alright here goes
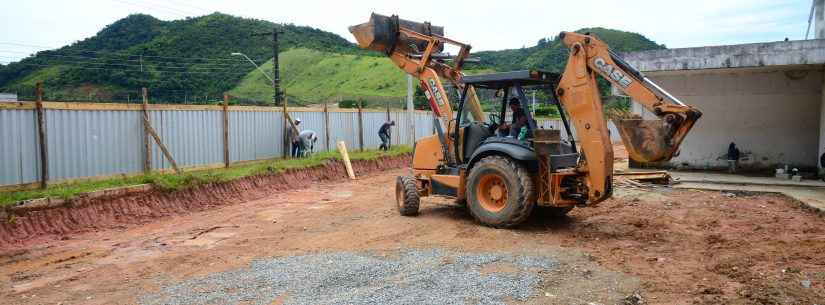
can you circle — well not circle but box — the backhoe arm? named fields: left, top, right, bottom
left=556, top=31, right=701, bottom=203
left=350, top=14, right=487, bottom=165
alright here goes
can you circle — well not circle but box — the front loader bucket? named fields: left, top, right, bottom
left=613, top=119, right=679, bottom=163
left=349, top=13, right=444, bottom=54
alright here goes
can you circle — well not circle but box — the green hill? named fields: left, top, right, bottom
left=0, top=12, right=664, bottom=105
left=230, top=48, right=407, bottom=105
left=0, top=13, right=365, bottom=101
left=475, top=27, right=665, bottom=71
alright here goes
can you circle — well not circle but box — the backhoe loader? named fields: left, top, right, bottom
left=350, top=14, right=701, bottom=228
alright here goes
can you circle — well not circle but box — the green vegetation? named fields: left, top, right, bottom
left=0, top=13, right=368, bottom=101
left=0, top=146, right=411, bottom=207
left=229, top=48, right=407, bottom=105
left=0, top=11, right=662, bottom=109
left=475, top=27, right=664, bottom=72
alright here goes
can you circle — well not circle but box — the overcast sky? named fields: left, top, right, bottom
left=0, top=0, right=814, bottom=62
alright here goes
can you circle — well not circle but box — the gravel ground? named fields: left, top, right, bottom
left=140, top=249, right=559, bottom=305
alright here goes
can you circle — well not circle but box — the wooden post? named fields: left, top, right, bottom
left=35, top=83, right=49, bottom=189
left=386, top=100, right=391, bottom=149
left=357, top=100, right=364, bottom=152
left=337, top=141, right=356, bottom=180
left=323, top=102, right=330, bottom=151
left=222, top=93, right=230, bottom=168
left=141, top=88, right=180, bottom=173
left=141, top=87, right=152, bottom=173
left=282, top=93, right=289, bottom=158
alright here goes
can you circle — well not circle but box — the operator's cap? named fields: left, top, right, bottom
left=295, top=118, right=301, bottom=123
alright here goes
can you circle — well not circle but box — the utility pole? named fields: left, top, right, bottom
left=254, top=27, right=284, bottom=105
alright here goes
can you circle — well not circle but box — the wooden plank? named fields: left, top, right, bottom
left=142, top=116, right=180, bottom=173
left=35, top=83, right=49, bottom=189
left=142, top=88, right=152, bottom=173
left=0, top=102, right=36, bottom=110
left=357, top=100, right=364, bottom=152
left=323, top=102, right=330, bottom=151
left=283, top=95, right=289, bottom=158
left=10, top=101, right=431, bottom=114
left=337, top=141, right=356, bottom=180
left=223, top=94, right=230, bottom=168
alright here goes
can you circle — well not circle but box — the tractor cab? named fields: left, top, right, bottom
left=454, top=70, right=578, bottom=170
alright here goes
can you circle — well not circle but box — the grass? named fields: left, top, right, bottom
left=0, top=146, right=411, bottom=207
left=230, top=48, right=408, bottom=105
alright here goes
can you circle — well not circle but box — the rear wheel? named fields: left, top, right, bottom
left=466, top=156, right=535, bottom=228
left=395, top=176, right=420, bottom=216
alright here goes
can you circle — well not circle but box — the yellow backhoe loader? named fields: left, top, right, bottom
left=350, top=14, right=701, bottom=227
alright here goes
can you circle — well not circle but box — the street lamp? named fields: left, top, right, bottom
left=231, top=52, right=274, bottom=83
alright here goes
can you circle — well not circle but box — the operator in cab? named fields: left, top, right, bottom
left=499, top=97, right=529, bottom=140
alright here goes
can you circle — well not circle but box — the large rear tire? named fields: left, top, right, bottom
left=466, top=156, right=535, bottom=228
left=396, top=176, right=420, bottom=216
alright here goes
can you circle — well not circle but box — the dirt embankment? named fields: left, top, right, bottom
left=0, top=155, right=410, bottom=248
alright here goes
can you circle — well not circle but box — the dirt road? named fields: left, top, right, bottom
left=1, top=168, right=822, bottom=304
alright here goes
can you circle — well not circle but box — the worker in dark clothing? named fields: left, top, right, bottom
left=727, top=142, right=740, bottom=173
left=500, top=98, right=529, bottom=139
left=378, top=120, right=395, bottom=151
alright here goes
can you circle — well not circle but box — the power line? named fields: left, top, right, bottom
left=0, top=61, right=252, bottom=75
left=0, top=52, right=251, bottom=68
left=0, top=42, right=268, bottom=62
left=0, top=56, right=246, bottom=72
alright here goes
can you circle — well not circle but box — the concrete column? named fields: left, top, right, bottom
left=817, top=0, right=825, bottom=39
left=819, top=71, right=825, bottom=172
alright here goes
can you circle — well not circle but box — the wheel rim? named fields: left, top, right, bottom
left=476, top=173, right=508, bottom=212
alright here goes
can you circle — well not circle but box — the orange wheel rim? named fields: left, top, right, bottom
left=476, top=173, right=508, bottom=212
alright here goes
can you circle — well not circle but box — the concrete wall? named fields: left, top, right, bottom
left=634, top=67, right=823, bottom=170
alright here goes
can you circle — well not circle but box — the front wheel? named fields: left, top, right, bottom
left=395, top=176, right=420, bottom=216
left=466, top=156, right=535, bottom=228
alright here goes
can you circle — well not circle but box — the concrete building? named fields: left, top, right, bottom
left=622, top=2, right=825, bottom=172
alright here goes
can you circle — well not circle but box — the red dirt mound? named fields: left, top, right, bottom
left=0, top=155, right=410, bottom=248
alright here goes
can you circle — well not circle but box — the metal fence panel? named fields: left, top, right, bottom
left=229, top=111, right=281, bottom=162
left=0, top=109, right=40, bottom=186
left=46, top=109, right=143, bottom=180
left=149, top=110, right=223, bottom=170
left=327, top=112, right=359, bottom=151
left=362, top=112, right=388, bottom=149
left=1, top=107, right=438, bottom=188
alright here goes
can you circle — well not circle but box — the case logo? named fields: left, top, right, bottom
left=594, top=57, right=633, bottom=88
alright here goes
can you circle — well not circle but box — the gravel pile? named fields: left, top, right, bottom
left=140, top=249, right=559, bottom=305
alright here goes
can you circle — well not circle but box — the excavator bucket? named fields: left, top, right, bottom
left=349, top=13, right=444, bottom=54
left=613, top=119, right=680, bottom=163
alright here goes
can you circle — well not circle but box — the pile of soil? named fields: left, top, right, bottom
left=0, top=155, right=410, bottom=248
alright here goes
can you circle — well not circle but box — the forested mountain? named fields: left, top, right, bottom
left=474, top=27, right=665, bottom=71
left=0, top=13, right=664, bottom=104
left=0, top=13, right=363, bottom=101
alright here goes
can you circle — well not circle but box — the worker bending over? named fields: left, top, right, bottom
left=378, top=120, right=395, bottom=151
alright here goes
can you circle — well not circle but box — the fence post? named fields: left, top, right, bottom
left=141, top=87, right=152, bottom=173
left=357, top=100, right=364, bottom=152
left=323, top=101, right=330, bottom=151
left=223, top=93, right=230, bottom=168
left=35, top=83, right=49, bottom=189
left=282, top=94, right=289, bottom=158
